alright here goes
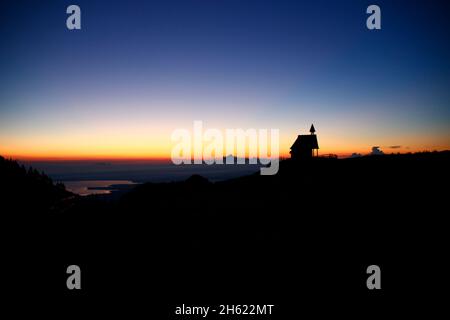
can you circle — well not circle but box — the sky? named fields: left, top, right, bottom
left=1, top=0, right=449, bottom=159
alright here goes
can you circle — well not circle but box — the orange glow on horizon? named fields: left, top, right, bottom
left=3, top=146, right=449, bottom=162
left=2, top=123, right=449, bottom=161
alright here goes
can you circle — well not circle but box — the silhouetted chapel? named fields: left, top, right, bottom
left=290, top=124, right=319, bottom=159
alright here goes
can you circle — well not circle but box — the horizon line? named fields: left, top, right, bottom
left=3, top=149, right=449, bottom=162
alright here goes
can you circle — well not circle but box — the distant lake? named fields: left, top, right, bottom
left=20, top=160, right=262, bottom=193
left=63, top=180, right=137, bottom=196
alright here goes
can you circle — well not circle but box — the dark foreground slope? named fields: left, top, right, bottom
left=0, top=156, right=73, bottom=213
left=3, top=152, right=449, bottom=316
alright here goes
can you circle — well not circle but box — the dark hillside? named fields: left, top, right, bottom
left=0, top=156, right=73, bottom=214
left=3, top=152, right=449, bottom=315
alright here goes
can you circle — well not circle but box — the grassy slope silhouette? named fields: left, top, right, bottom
left=2, top=152, right=449, bottom=314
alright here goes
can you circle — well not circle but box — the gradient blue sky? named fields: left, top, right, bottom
left=1, top=0, right=449, bottom=158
